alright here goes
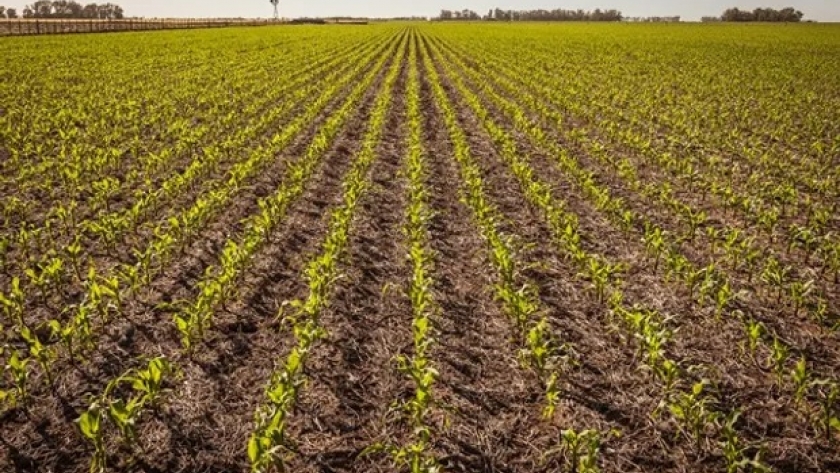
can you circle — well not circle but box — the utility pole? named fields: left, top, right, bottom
left=270, top=0, right=279, bottom=20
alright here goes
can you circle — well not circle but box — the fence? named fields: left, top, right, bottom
left=0, top=18, right=277, bottom=36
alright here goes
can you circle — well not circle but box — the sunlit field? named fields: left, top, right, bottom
left=1, top=22, right=839, bottom=473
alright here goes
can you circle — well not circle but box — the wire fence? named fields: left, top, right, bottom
left=0, top=18, right=278, bottom=36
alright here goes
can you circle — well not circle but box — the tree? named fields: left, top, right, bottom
left=437, top=5, right=624, bottom=22
left=32, top=0, right=53, bottom=17
left=719, top=6, right=804, bottom=22
left=52, top=1, right=84, bottom=18
left=20, top=1, right=125, bottom=19
left=95, top=3, right=123, bottom=19
left=6, top=7, right=16, bottom=17
left=81, top=3, right=97, bottom=17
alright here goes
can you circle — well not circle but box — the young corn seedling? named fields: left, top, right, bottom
left=364, top=440, right=441, bottom=473
left=49, top=318, right=78, bottom=360
left=723, top=229, right=742, bottom=270
left=743, top=318, right=764, bottom=359
left=53, top=201, right=78, bottom=236
left=656, top=358, right=680, bottom=396
left=760, top=258, right=790, bottom=304
left=85, top=266, right=120, bottom=322
left=5, top=349, right=29, bottom=407
left=118, top=264, right=143, bottom=298
left=127, top=357, right=173, bottom=405
left=548, top=429, right=602, bottom=473
left=789, top=225, right=817, bottom=260
left=395, top=352, right=438, bottom=426
left=17, top=226, right=34, bottom=264
left=0, top=237, right=9, bottom=275
left=706, top=226, right=722, bottom=255
left=25, top=256, right=65, bottom=303
left=665, top=380, right=719, bottom=449
left=769, top=337, right=789, bottom=387
left=684, top=208, right=708, bottom=242
left=173, top=307, right=201, bottom=353
left=788, top=280, right=813, bottom=317
left=580, top=258, right=622, bottom=304
left=743, top=247, right=764, bottom=283
left=698, top=264, right=720, bottom=306
left=106, top=396, right=144, bottom=444
left=248, top=404, right=289, bottom=473
left=543, top=372, right=562, bottom=419
left=715, top=280, right=734, bottom=320
left=73, top=303, right=96, bottom=353
left=665, top=252, right=690, bottom=284
left=521, top=318, right=556, bottom=376
left=811, top=379, right=840, bottom=439
left=757, top=209, right=779, bottom=241
left=20, top=325, right=55, bottom=386
left=78, top=403, right=106, bottom=473
left=65, top=236, right=85, bottom=282
left=791, top=357, right=811, bottom=407
left=0, top=277, right=26, bottom=327
left=133, top=248, right=154, bottom=286
left=720, top=411, right=773, bottom=473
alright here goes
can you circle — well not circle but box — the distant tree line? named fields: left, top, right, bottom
left=437, top=7, right=623, bottom=22
left=0, top=5, right=18, bottom=17
left=9, top=1, right=126, bottom=19
left=286, top=16, right=426, bottom=23
left=625, top=16, right=681, bottom=23
left=702, top=7, right=804, bottom=22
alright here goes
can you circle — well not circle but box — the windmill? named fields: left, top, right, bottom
left=270, top=0, right=279, bottom=20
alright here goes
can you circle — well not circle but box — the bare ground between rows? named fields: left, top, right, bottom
left=493, top=64, right=840, bottom=379
left=412, top=48, right=553, bottom=473
left=0, top=52, right=295, bottom=217
left=0, top=45, right=395, bottom=473
left=430, top=36, right=840, bottom=472
left=432, top=38, right=840, bottom=309
left=0, top=103, right=215, bottom=242
left=0, top=37, right=394, bottom=333
left=284, top=49, right=410, bottom=473
left=424, top=40, right=712, bottom=473
left=466, top=43, right=834, bottom=217
left=476, top=42, right=840, bottom=341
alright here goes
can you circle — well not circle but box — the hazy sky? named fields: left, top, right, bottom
left=7, top=1, right=840, bottom=21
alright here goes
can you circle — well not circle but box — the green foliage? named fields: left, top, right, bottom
left=248, top=31, right=407, bottom=473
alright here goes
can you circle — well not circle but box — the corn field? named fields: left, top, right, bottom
left=1, top=22, right=839, bottom=473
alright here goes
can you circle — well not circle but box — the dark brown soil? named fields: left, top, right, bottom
left=421, top=31, right=840, bottom=473
left=284, top=38, right=411, bottom=473
left=2, top=26, right=838, bottom=473
left=0, top=31, right=404, bottom=473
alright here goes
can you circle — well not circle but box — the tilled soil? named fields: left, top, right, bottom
left=2, top=26, right=839, bottom=473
